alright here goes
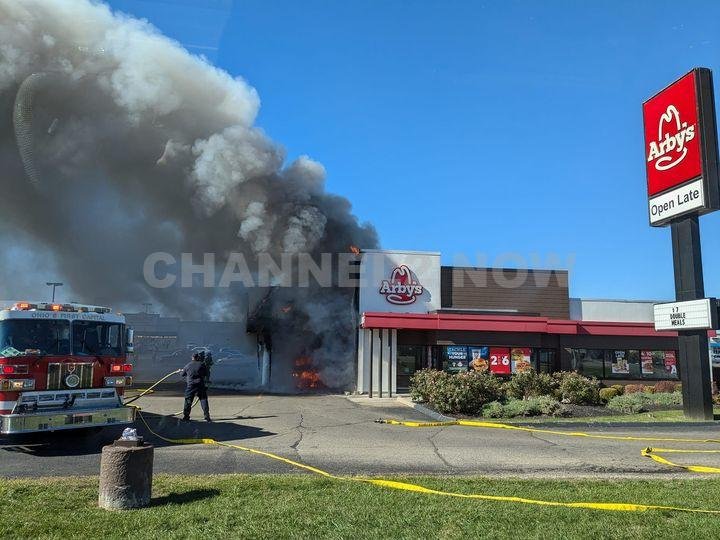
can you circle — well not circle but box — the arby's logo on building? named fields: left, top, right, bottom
left=643, top=70, right=703, bottom=197
left=379, top=265, right=424, bottom=305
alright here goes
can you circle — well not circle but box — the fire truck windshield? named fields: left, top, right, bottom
left=0, top=319, right=71, bottom=356
left=72, top=321, right=122, bottom=356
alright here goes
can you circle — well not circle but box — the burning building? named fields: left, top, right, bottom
left=0, top=0, right=378, bottom=392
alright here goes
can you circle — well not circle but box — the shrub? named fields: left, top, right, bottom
left=607, top=391, right=682, bottom=414
left=482, top=401, right=505, bottom=418
left=651, top=391, right=683, bottom=407
left=482, top=396, right=563, bottom=418
left=553, top=371, right=601, bottom=405
left=624, top=384, right=645, bottom=394
left=654, top=381, right=677, bottom=393
left=503, top=370, right=558, bottom=400
left=606, top=393, right=648, bottom=414
left=409, top=369, right=446, bottom=403
left=409, top=369, right=503, bottom=415
left=610, top=384, right=625, bottom=395
left=643, top=385, right=656, bottom=394
left=599, top=387, right=620, bottom=403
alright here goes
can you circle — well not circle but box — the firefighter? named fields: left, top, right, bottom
left=181, top=352, right=211, bottom=422
left=203, top=351, right=213, bottom=384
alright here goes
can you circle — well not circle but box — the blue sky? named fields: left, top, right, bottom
left=107, top=0, right=720, bottom=301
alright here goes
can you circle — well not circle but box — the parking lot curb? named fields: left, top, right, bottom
left=395, top=397, right=456, bottom=422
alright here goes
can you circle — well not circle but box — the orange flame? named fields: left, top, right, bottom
left=281, top=305, right=292, bottom=313
left=293, top=356, right=323, bottom=390
left=349, top=245, right=360, bottom=254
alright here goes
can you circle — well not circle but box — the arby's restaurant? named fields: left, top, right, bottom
left=354, top=249, right=713, bottom=396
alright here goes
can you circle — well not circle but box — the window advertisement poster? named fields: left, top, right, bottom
left=712, top=340, right=720, bottom=367
left=510, top=347, right=532, bottom=373
left=641, top=350, right=655, bottom=374
left=469, top=346, right=489, bottom=372
left=489, top=347, right=511, bottom=375
left=446, top=346, right=468, bottom=373
left=612, top=350, right=630, bottom=374
left=664, top=350, right=678, bottom=375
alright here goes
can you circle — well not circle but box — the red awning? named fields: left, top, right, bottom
left=361, top=312, right=679, bottom=338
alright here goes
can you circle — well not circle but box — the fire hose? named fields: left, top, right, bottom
left=122, top=369, right=182, bottom=406
left=125, top=369, right=720, bottom=515
left=375, top=419, right=720, bottom=474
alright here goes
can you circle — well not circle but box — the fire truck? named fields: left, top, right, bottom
left=0, top=301, right=136, bottom=435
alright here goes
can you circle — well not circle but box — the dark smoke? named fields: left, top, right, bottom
left=0, top=0, right=378, bottom=388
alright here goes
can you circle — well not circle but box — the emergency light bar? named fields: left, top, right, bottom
left=8, top=302, right=112, bottom=314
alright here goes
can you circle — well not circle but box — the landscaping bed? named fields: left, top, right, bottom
left=409, top=368, right=698, bottom=421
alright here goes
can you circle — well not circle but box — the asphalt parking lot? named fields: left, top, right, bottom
left=2, top=389, right=720, bottom=479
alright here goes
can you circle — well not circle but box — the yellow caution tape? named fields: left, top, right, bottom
left=379, top=418, right=720, bottom=476
left=125, top=370, right=720, bottom=514
left=132, top=408, right=720, bottom=515
left=378, top=418, right=720, bottom=444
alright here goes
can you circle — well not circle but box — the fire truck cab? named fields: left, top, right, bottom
left=0, top=301, right=136, bottom=435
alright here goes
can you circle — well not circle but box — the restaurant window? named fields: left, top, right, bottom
left=606, top=350, right=641, bottom=379
left=397, top=345, right=425, bottom=390
left=567, top=348, right=605, bottom=378
left=537, top=349, right=555, bottom=374
left=640, top=350, right=678, bottom=380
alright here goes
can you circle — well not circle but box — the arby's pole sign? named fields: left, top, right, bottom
left=643, top=68, right=720, bottom=226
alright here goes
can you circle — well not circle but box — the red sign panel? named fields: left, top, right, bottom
left=643, top=71, right=703, bottom=197
left=489, top=347, right=511, bottom=375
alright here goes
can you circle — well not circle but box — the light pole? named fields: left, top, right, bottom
left=46, top=282, right=63, bottom=303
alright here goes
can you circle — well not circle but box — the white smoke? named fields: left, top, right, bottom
left=0, top=0, right=378, bottom=389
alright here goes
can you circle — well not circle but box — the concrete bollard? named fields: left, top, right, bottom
left=98, top=437, right=154, bottom=510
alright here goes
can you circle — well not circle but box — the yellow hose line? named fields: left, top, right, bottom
left=133, top=409, right=720, bottom=515
left=379, top=419, right=720, bottom=444
left=380, top=418, right=720, bottom=476
left=641, top=448, right=720, bottom=474
left=122, top=369, right=182, bottom=405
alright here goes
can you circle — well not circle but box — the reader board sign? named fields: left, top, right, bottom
left=643, top=68, right=720, bottom=226
left=653, top=298, right=718, bottom=331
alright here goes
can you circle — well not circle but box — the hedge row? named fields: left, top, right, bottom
left=409, top=369, right=601, bottom=415
left=409, top=369, right=683, bottom=416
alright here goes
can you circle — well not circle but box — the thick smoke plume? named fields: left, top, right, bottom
left=0, top=0, right=378, bottom=389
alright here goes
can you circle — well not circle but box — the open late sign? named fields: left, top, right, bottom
left=643, top=68, right=720, bottom=226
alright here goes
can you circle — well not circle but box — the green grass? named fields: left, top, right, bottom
left=487, top=408, right=720, bottom=424
left=4, top=474, right=720, bottom=539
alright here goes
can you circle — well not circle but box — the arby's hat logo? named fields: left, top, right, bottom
left=642, top=70, right=704, bottom=198
left=646, top=104, right=695, bottom=171
left=379, top=265, right=424, bottom=305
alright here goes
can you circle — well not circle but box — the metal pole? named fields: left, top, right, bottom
left=671, top=216, right=713, bottom=420
left=378, top=330, right=383, bottom=398
left=368, top=330, right=373, bottom=399
left=46, top=282, right=62, bottom=302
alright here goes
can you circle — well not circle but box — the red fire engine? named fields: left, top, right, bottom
left=0, top=301, right=136, bottom=434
